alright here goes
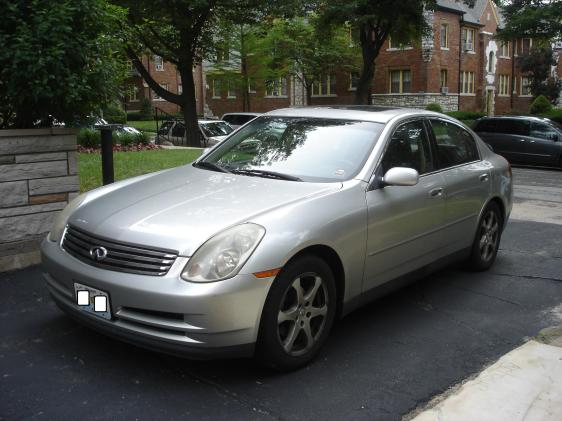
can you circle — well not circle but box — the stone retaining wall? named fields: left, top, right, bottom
left=0, top=128, right=79, bottom=271
left=371, top=93, right=459, bottom=112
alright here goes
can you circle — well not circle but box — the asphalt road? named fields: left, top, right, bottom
left=1, top=168, right=561, bottom=421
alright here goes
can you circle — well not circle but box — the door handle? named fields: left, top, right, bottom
left=519, top=139, right=526, bottom=142
left=429, top=187, right=444, bottom=198
left=479, top=173, right=489, bottom=182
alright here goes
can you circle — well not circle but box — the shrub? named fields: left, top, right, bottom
left=77, top=128, right=101, bottom=148
left=139, top=98, right=153, bottom=120
left=445, top=111, right=486, bottom=121
left=530, top=95, right=553, bottom=115
left=426, top=103, right=443, bottom=113
left=136, top=131, right=151, bottom=144
left=541, top=108, right=562, bottom=124
left=103, top=103, right=127, bottom=124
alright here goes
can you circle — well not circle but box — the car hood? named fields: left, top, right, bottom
left=70, top=165, right=341, bottom=256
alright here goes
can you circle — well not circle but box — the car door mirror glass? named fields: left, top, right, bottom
left=383, top=167, right=419, bottom=187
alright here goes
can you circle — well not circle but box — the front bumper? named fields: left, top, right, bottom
left=41, top=238, right=274, bottom=359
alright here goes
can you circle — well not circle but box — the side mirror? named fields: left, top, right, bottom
left=550, top=134, right=559, bottom=142
left=383, top=167, right=419, bottom=187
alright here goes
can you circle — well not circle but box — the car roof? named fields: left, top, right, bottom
left=477, top=115, right=550, bottom=123
left=265, top=106, right=443, bottom=124
left=198, top=119, right=228, bottom=124
left=222, top=112, right=262, bottom=116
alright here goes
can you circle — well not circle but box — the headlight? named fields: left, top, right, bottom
left=181, top=223, right=266, bottom=282
left=47, top=193, right=87, bottom=242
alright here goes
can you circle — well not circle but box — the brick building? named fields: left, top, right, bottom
left=127, top=0, right=560, bottom=118
left=123, top=55, right=205, bottom=116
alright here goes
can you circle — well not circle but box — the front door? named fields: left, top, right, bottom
left=364, top=119, right=447, bottom=291
left=527, top=122, right=561, bottom=165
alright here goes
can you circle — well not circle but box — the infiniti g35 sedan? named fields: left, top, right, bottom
left=42, top=106, right=513, bottom=370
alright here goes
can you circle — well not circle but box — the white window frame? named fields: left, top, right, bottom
left=265, top=78, right=288, bottom=97
left=389, top=69, right=411, bottom=94
left=387, top=37, right=413, bottom=51
left=462, top=28, right=475, bottom=52
left=460, top=71, right=475, bottom=95
left=440, top=23, right=449, bottom=49
left=154, top=55, right=164, bottom=71
left=440, top=69, right=448, bottom=88
left=312, top=74, right=337, bottom=97
left=498, top=75, right=510, bottom=96
left=499, top=41, right=510, bottom=58
left=227, top=80, right=236, bottom=98
left=520, top=76, right=532, bottom=96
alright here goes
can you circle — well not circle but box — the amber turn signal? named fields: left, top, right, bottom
left=253, top=268, right=281, bottom=278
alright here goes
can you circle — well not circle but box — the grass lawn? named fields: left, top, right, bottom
left=127, top=120, right=159, bottom=133
left=78, top=149, right=202, bottom=192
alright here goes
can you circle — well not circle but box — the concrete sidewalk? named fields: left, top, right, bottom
left=410, top=326, right=562, bottom=421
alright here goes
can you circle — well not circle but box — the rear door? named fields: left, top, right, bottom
left=475, top=119, right=529, bottom=163
left=427, top=118, right=491, bottom=252
left=527, top=122, right=561, bottom=165
left=364, top=118, right=447, bottom=291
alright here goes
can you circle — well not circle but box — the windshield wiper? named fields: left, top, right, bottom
left=230, top=169, right=302, bottom=182
left=193, top=161, right=231, bottom=173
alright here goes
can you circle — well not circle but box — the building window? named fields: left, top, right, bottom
left=211, top=79, right=222, bottom=98
left=312, top=74, right=336, bottom=96
left=349, top=72, right=359, bottom=91
left=440, top=69, right=448, bottom=89
left=498, top=75, right=510, bottom=96
left=153, top=83, right=168, bottom=100
left=389, top=69, right=411, bottom=93
left=247, top=78, right=256, bottom=93
left=460, top=71, right=475, bottom=94
left=154, top=55, right=164, bottom=71
left=440, top=23, right=449, bottom=49
left=462, top=28, right=475, bottom=52
left=128, top=85, right=139, bottom=102
left=265, top=78, right=287, bottom=97
left=521, top=76, right=532, bottom=96
left=488, top=51, right=495, bottom=73
left=500, top=41, right=510, bottom=57
left=227, top=80, right=236, bottom=98
left=520, top=38, right=532, bottom=55
left=388, top=37, right=412, bottom=49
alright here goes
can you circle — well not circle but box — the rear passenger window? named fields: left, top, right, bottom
left=381, top=120, right=435, bottom=174
left=429, top=119, right=479, bottom=168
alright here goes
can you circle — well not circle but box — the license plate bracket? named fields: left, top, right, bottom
left=73, top=282, right=112, bottom=320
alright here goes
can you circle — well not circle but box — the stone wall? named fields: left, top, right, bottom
left=0, top=128, right=78, bottom=271
left=371, top=93, right=459, bottom=112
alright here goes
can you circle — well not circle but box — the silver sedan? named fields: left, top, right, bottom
left=41, top=106, right=513, bottom=370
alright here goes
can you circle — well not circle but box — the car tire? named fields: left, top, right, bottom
left=468, top=202, right=503, bottom=271
left=255, top=255, right=337, bottom=371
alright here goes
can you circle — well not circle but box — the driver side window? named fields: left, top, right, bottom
left=381, top=120, right=435, bottom=175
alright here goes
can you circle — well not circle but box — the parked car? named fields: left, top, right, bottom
left=42, top=106, right=513, bottom=370
left=156, top=119, right=234, bottom=146
left=221, top=112, right=262, bottom=129
left=473, top=116, right=562, bottom=167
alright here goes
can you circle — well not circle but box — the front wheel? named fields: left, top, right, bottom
left=468, top=202, right=503, bottom=271
left=256, top=255, right=337, bottom=371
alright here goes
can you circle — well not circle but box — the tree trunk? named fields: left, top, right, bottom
left=305, top=83, right=312, bottom=106
left=356, top=49, right=376, bottom=105
left=179, top=65, right=201, bottom=147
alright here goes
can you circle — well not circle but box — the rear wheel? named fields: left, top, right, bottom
left=468, top=202, right=502, bottom=271
left=256, top=255, right=336, bottom=371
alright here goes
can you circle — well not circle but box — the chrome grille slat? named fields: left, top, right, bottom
left=62, top=225, right=178, bottom=276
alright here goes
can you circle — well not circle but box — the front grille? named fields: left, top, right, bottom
left=62, top=225, right=178, bottom=276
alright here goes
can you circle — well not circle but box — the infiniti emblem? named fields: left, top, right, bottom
left=89, top=246, right=108, bottom=262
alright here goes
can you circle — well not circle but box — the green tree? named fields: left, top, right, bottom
left=519, top=46, right=561, bottom=103
left=0, top=0, right=127, bottom=129
left=498, top=0, right=562, bottom=41
left=259, top=15, right=360, bottom=105
left=116, top=0, right=301, bottom=146
left=320, top=0, right=436, bottom=104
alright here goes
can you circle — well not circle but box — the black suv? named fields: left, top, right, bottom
left=473, top=116, right=562, bottom=167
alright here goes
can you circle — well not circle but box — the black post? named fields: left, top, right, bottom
left=100, top=127, right=114, bottom=185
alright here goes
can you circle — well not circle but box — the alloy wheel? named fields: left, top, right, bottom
left=478, top=210, right=499, bottom=261
left=277, top=272, right=329, bottom=356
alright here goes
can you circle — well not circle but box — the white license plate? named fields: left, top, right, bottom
left=73, top=282, right=112, bottom=320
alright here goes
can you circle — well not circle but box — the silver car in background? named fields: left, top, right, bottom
left=42, top=106, right=513, bottom=370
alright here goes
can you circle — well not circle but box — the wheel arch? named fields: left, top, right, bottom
left=285, top=245, right=346, bottom=319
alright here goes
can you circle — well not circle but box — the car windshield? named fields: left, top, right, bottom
left=200, top=116, right=384, bottom=182
left=201, top=122, right=234, bottom=137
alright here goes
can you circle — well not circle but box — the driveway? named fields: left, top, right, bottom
left=1, top=167, right=561, bottom=420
